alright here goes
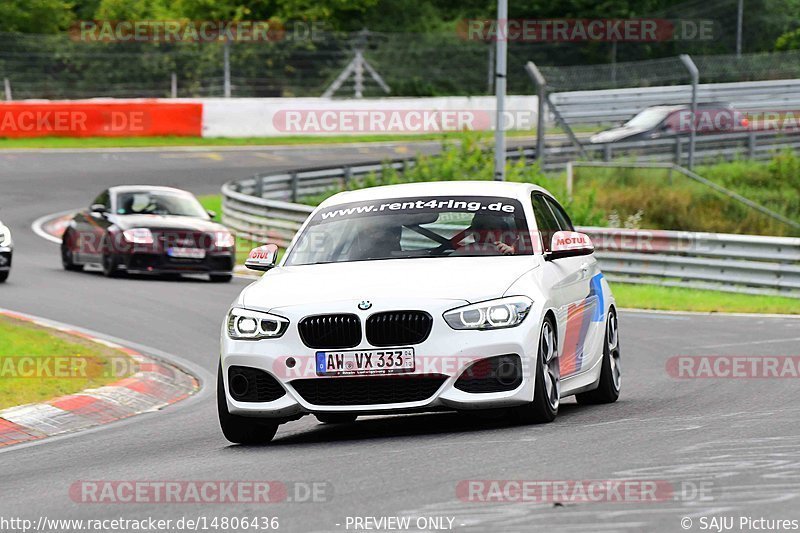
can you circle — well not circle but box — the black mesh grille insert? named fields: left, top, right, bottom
left=454, top=355, right=523, bottom=393
left=290, top=375, right=447, bottom=405
left=299, top=314, right=361, bottom=349
left=228, top=366, right=286, bottom=402
left=366, top=311, right=433, bottom=347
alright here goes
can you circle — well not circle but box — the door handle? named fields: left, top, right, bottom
left=579, top=262, right=590, bottom=273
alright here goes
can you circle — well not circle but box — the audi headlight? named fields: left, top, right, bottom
left=227, top=308, right=289, bottom=340
left=122, top=228, right=154, bottom=245
left=215, top=231, right=235, bottom=249
left=0, top=225, right=11, bottom=248
left=444, top=296, right=533, bottom=330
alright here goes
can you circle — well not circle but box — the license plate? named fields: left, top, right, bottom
left=316, top=348, right=415, bottom=376
left=167, top=247, right=206, bottom=259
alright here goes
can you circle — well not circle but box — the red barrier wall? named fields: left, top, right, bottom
left=0, top=101, right=202, bottom=138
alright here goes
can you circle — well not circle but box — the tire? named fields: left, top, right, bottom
left=315, top=414, right=357, bottom=424
left=512, top=315, right=560, bottom=424
left=576, top=308, right=621, bottom=405
left=0, top=270, right=8, bottom=283
left=61, top=231, right=82, bottom=272
left=217, top=364, right=279, bottom=445
left=101, top=236, right=123, bottom=278
left=209, top=274, right=233, bottom=283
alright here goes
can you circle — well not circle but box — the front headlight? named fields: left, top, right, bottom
left=227, top=308, right=289, bottom=340
left=122, top=228, right=154, bottom=244
left=214, top=231, right=235, bottom=249
left=0, top=225, right=11, bottom=248
left=444, top=296, right=533, bottom=330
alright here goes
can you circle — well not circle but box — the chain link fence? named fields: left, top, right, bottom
left=0, top=0, right=798, bottom=99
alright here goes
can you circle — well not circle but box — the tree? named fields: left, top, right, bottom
left=0, top=0, right=75, bottom=33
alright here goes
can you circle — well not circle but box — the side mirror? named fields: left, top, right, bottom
left=546, top=231, right=594, bottom=261
left=90, top=204, right=108, bottom=215
left=245, top=244, right=279, bottom=272
left=206, top=209, right=217, bottom=219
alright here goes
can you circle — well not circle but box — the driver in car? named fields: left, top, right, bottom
left=459, top=213, right=519, bottom=255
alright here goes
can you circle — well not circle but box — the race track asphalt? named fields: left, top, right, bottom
left=0, top=143, right=799, bottom=533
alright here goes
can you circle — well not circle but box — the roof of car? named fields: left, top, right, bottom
left=108, top=185, right=192, bottom=195
left=320, top=180, right=553, bottom=206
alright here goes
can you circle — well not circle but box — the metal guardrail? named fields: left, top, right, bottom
left=223, top=164, right=800, bottom=298
left=551, top=79, right=800, bottom=125
left=548, top=129, right=800, bottom=169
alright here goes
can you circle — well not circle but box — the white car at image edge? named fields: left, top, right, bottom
left=218, top=181, right=621, bottom=444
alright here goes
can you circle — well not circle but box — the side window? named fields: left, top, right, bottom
left=531, top=194, right=560, bottom=252
left=92, top=190, right=110, bottom=208
left=544, top=196, right=575, bottom=231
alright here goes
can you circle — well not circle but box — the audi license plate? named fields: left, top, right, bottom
left=167, top=247, right=206, bottom=259
left=316, top=348, right=415, bottom=376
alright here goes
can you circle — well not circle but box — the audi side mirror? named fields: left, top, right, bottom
left=546, top=231, right=594, bottom=261
left=90, top=204, right=108, bottom=215
left=245, top=244, right=279, bottom=271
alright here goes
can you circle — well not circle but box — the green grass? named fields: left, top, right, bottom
left=0, top=126, right=602, bottom=150
left=612, top=283, right=800, bottom=315
left=198, top=194, right=222, bottom=220
left=0, top=316, right=135, bottom=410
left=0, top=131, right=532, bottom=150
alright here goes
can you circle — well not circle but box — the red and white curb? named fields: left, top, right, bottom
left=0, top=309, right=199, bottom=448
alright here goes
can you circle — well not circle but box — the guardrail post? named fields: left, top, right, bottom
left=566, top=161, right=574, bottom=199
left=343, top=166, right=352, bottom=188
left=748, top=131, right=756, bottom=160
left=603, top=144, right=612, bottom=162
left=675, top=137, right=682, bottom=165
left=679, top=54, right=699, bottom=170
left=290, top=172, right=299, bottom=202
left=254, top=174, right=263, bottom=198
left=525, top=61, right=547, bottom=167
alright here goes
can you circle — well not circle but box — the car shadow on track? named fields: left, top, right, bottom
left=224, top=402, right=585, bottom=449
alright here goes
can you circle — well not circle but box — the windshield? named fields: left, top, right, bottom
left=624, top=108, right=672, bottom=129
left=115, top=191, right=208, bottom=218
left=284, top=195, right=532, bottom=266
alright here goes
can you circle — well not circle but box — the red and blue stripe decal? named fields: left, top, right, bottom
left=560, top=273, right=605, bottom=376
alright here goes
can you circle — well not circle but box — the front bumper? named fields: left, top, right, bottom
left=119, top=251, right=234, bottom=275
left=220, top=299, right=544, bottom=418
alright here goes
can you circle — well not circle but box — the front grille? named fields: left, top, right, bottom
left=366, top=311, right=433, bottom=347
left=454, top=355, right=523, bottom=393
left=290, top=375, right=447, bottom=405
left=227, top=366, right=286, bottom=402
left=298, top=314, right=361, bottom=349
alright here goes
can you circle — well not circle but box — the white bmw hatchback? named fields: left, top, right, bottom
left=219, top=181, right=620, bottom=444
